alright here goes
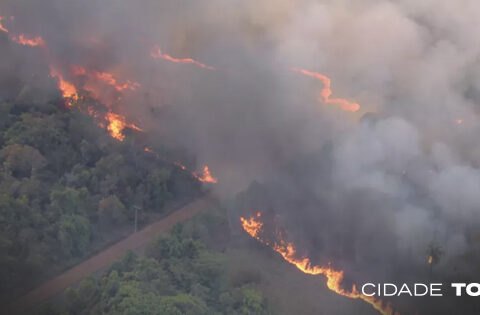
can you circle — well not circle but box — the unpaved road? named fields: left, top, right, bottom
left=8, top=195, right=216, bottom=314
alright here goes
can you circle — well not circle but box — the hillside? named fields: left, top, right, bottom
left=36, top=207, right=270, bottom=315
left=0, top=87, right=202, bottom=303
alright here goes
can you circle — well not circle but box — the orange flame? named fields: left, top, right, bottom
left=240, top=212, right=263, bottom=238
left=105, top=112, right=143, bottom=141
left=175, top=162, right=217, bottom=183
left=0, top=17, right=44, bottom=46
left=193, top=166, right=218, bottom=183
left=94, top=71, right=140, bottom=91
left=72, top=66, right=140, bottom=92
left=240, top=213, right=398, bottom=315
left=10, top=33, right=45, bottom=47
left=4, top=27, right=76, bottom=104
left=292, top=67, right=360, bottom=112
left=67, top=65, right=144, bottom=140
left=0, top=16, right=8, bottom=33
left=2, top=24, right=144, bottom=143
left=174, top=161, right=188, bottom=171
left=428, top=256, right=433, bottom=264
left=0, top=16, right=44, bottom=46
left=49, top=67, right=78, bottom=104
left=151, top=45, right=215, bottom=70
left=52, top=66, right=143, bottom=139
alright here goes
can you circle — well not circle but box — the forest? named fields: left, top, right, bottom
left=5, top=0, right=480, bottom=313
left=36, top=208, right=269, bottom=315
left=0, top=89, right=202, bottom=303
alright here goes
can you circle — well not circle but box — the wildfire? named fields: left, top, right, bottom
left=193, top=166, right=218, bottom=183
left=151, top=45, right=215, bottom=70
left=63, top=65, right=144, bottom=140
left=93, top=71, right=140, bottom=91
left=240, top=213, right=398, bottom=315
left=10, top=33, right=45, bottom=47
left=175, top=162, right=218, bottom=184
left=428, top=256, right=433, bottom=264
left=72, top=66, right=140, bottom=92
left=148, top=155, right=219, bottom=185
left=2, top=21, right=75, bottom=104
left=2, top=20, right=144, bottom=143
left=0, top=17, right=44, bottom=47
left=49, top=67, right=78, bottom=104
left=174, top=161, right=188, bottom=171
left=240, top=212, right=263, bottom=238
left=0, top=16, right=8, bottom=33
left=51, top=66, right=143, bottom=139
left=292, top=67, right=360, bottom=112
left=105, top=112, right=143, bottom=141
left=456, top=119, right=463, bottom=125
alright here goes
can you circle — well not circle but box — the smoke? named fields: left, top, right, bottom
left=2, top=0, right=480, bottom=313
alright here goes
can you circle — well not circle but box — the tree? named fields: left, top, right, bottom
left=50, top=187, right=91, bottom=217
left=0, top=85, right=201, bottom=304
left=57, top=214, right=92, bottom=257
left=158, top=294, right=209, bottom=315
left=4, top=113, right=76, bottom=173
left=98, top=195, right=128, bottom=225
left=146, top=168, right=171, bottom=209
left=0, top=144, right=46, bottom=177
left=240, top=288, right=266, bottom=315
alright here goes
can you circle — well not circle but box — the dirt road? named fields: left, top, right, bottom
left=8, top=194, right=216, bottom=314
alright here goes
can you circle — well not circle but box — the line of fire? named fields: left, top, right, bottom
left=0, top=3, right=477, bottom=315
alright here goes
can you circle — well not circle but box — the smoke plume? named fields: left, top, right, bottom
left=2, top=0, right=480, bottom=313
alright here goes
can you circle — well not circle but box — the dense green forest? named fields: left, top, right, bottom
left=0, top=89, right=202, bottom=302
left=37, top=209, right=269, bottom=315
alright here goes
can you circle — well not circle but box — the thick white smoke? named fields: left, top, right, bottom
left=2, top=0, right=480, bottom=313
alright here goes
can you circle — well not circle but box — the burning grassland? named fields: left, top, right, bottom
left=151, top=45, right=216, bottom=71
left=240, top=212, right=398, bottom=315
left=2, top=1, right=480, bottom=313
left=292, top=67, right=360, bottom=113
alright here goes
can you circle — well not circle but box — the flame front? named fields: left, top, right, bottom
left=240, top=213, right=398, bottom=315
left=151, top=45, right=215, bottom=70
left=10, top=33, right=45, bottom=47
left=0, top=16, right=8, bottom=33
left=0, top=16, right=45, bottom=47
left=174, top=161, right=188, bottom=171
left=239, top=212, right=263, bottom=238
left=49, top=67, right=78, bottom=104
left=92, top=70, right=140, bottom=92
left=3, top=15, right=217, bottom=185
left=71, top=65, right=140, bottom=93
left=174, top=162, right=218, bottom=184
left=193, top=166, right=218, bottom=183
left=292, top=67, right=360, bottom=112
left=51, top=64, right=143, bottom=140
left=105, top=112, right=143, bottom=141
left=428, top=256, right=433, bottom=264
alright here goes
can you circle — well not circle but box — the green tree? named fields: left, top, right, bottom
left=50, top=187, right=91, bottom=216
left=0, top=144, right=47, bottom=177
left=98, top=195, right=128, bottom=225
left=57, top=214, right=92, bottom=257
left=241, top=288, right=266, bottom=315
left=146, top=168, right=171, bottom=209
